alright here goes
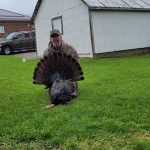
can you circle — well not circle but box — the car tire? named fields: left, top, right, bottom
left=2, top=46, right=12, bottom=55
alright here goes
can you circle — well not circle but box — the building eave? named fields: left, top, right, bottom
left=0, top=18, right=30, bottom=22
left=90, top=7, right=150, bottom=12
left=30, top=0, right=42, bottom=24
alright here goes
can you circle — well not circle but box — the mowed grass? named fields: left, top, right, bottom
left=0, top=55, right=150, bottom=149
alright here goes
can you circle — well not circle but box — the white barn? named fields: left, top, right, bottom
left=31, top=0, right=150, bottom=57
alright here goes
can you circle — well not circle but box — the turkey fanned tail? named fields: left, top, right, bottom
left=33, top=52, right=84, bottom=87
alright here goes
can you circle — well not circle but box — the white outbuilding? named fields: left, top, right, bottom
left=31, top=0, right=150, bottom=57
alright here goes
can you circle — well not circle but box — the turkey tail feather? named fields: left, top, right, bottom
left=33, top=52, right=84, bottom=86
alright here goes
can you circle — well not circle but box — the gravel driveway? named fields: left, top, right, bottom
left=13, top=51, right=38, bottom=60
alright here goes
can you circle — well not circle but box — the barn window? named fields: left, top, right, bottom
left=0, top=26, right=5, bottom=33
left=51, top=16, right=63, bottom=34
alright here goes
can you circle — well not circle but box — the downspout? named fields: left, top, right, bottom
left=88, top=8, right=95, bottom=57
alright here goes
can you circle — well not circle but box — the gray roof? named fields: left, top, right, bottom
left=0, top=9, right=31, bottom=22
left=31, top=0, right=150, bottom=24
left=83, top=0, right=150, bottom=9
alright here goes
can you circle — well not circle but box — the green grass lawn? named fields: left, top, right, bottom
left=0, top=55, right=150, bottom=150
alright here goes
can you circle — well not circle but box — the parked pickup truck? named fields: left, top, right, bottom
left=0, top=31, right=36, bottom=55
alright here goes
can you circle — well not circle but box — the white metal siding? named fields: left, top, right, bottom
left=91, top=11, right=150, bottom=53
left=34, top=0, right=92, bottom=57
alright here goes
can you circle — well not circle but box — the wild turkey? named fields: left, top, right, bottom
left=33, top=52, right=84, bottom=104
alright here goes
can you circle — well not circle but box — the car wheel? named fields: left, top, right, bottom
left=2, top=46, right=12, bottom=55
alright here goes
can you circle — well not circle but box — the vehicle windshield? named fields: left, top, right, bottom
left=4, top=32, right=18, bottom=40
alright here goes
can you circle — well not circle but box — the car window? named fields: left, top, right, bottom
left=14, top=33, right=24, bottom=40
left=24, top=33, right=30, bottom=38
left=4, top=32, right=18, bottom=40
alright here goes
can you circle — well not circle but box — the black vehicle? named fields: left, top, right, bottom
left=0, top=31, right=36, bottom=55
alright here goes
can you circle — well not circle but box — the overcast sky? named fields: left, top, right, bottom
left=0, top=0, right=38, bottom=16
